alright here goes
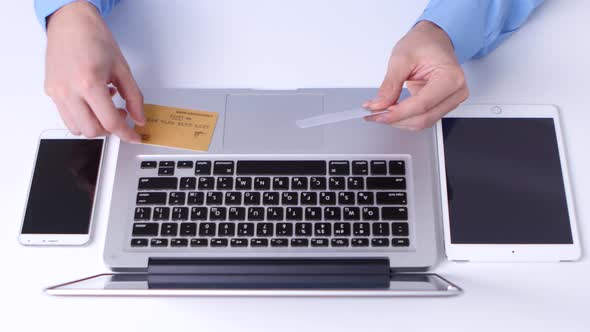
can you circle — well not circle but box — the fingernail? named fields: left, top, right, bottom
left=374, top=116, right=387, bottom=123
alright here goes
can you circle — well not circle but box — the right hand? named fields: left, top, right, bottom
left=44, top=1, right=144, bottom=142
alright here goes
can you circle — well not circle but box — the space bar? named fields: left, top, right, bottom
left=236, top=160, right=327, bottom=175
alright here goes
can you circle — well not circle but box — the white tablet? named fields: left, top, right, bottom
left=436, top=104, right=581, bottom=262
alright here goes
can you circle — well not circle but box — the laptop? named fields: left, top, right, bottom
left=48, top=88, right=459, bottom=296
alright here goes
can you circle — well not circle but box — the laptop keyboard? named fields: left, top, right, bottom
left=130, top=157, right=412, bottom=250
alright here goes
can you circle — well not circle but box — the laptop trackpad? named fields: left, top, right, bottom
left=223, top=94, right=325, bottom=153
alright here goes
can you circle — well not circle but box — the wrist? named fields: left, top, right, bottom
left=47, top=1, right=102, bottom=31
left=413, top=20, right=453, bottom=48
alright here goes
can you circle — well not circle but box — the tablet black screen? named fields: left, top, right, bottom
left=441, top=118, right=573, bottom=244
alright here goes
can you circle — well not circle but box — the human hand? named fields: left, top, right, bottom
left=363, top=20, right=468, bottom=130
left=44, top=1, right=144, bottom=142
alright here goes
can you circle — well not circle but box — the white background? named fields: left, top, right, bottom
left=1, top=0, right=589, bottom=331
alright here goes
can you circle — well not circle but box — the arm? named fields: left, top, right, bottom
left=365, top=0, right=543, bottom=130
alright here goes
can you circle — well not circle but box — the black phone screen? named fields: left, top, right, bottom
left=441, top=118, right=573, bottom=244
left=21, top=139, right=104, bottom=234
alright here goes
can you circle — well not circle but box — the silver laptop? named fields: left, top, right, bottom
left=48, top=88, right=456, bottom=296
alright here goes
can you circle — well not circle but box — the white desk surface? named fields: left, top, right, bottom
left=1, top=1, right=589, bottom=331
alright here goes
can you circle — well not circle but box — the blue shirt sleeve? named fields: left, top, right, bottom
left=34, top=0, right=120, bottom=29
left=417, top=0, right=544, bottom=63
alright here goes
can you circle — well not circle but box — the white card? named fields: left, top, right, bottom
left=296, top=108, right=388, bottom=128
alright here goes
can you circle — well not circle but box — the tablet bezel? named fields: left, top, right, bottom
left=435, top=104, right=581, bottom=262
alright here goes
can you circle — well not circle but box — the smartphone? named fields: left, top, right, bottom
left=19, top=130, right=106, bottom=246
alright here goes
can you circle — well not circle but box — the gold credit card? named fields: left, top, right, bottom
left=135, top=104, right=218, bottom=151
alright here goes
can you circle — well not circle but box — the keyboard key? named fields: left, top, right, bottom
left=357, top=192, right=374, bottom=205
left=179, top=223, right=197, bottom=236
left=382, top=207, right=408, bottom=220
left=372, top=222, right=390, bottom=236
left=334, top=223, right=351, bottom=236
left=209, top=207, right=227, bottom=221
left=171, top=238, right=188, bottom=247
left=338, top=192, right=355, bottom=205
left=256, top=223, right=273, bottom=236
left=367, top=177, right=406, bottom=190
left=353, top=222, right=370, bottom=236
left=276, top=223, right=293, bottom=236
left=371, top=238, right=389, bottom=247
left=291, top=177, right=308, bottom=190
left=237, top=223, right=254, bottom=236
left=225, top=192, right=242, bottom=205
left=190, top=207, right=207, bottom=220
left=329, top=161, right=350, bottom=175
left=389, top=160, right=406, bottom=175
left=140, top=161, right=157, bottom=169
left=190, top=238, right=208, bottom=247
left=392, top=238, right=410, bottom=247
left=211, top=238, right=229, bottom=247
left=244, top=192, right=261, bottom=205
left=267, top=207, right=284, bottom=221
left=132, top=223, right=158, bottom=236
left=291, top=238, right=309, bottom=247
left=169, top=192, right=186, bottom=205
left=213, top=161, right=234, bottom=175
left=159, top=161, right=175, bottom=168
left=172, top=207, right=189, bottom=220
left=138, top=177, right=178, bottom=190
left=370, top=161, right=387, bottom=175
left=134, top=207, right=151, bottom=221
left=198, top=177, right=215, bottom=190
left=150, top=238, right=168, bottom=247
left=331, top=238, right=349, bottom=247
left=158, top=167, right=174, bottom=176
left=136, top=192, right=166, bottom=205
left=178, top=161, right=193, bottom=169
left=301, top=192, right=317, bottom=205
left=161, top=223, right=178, bottom=236
left=324, top=207, right=341, bottom=220
left=311, top=238, right=329, bottom=247
left=228, top=207, right=246, bottom=220
left=131, top=238, right=148, bottom=247
left=286, top=207, right=303, bottom=221
left=304, top=207, right=322, bottom=221
left=237, top=160, right=327, bottom=175
left=187, top=192, right=204, bottom=205
left=247, top=207, right=265, bottom=221
left=329, top=177, right=345, bottom=190
left=271, top=238, right=289, bottom=247
left=376, top=192, right=407, bottom=205
left=295, top=223, right=312, bottom=236
left=217, top=177, right=233, bottom=190
left=235, top=177, right=253, bottom=190
left=218, top=223, right=235, bottom=236
left=251, top=238, right=269, bottom=247
left=281, top=192, right=299, bottom=205
left=262, top=192, right=280, bottom=205
left=362, top=207, right=379, bottom=221
left=347, top=177, right=364, bottom=190
left=179, top=177, right=196, bottom=190
left=273, top=177, right=289, bottom=190
left=343, top=207, right=360, bottom=221
left=314, top=223, right=332, bottom=237
left=310, top=177, right=327, bottom=190
left=206, top=192, right=223, bottom=205
left=352, top=161, right=369, bottom=175
left=195, top=161, right=212, bottom=175
left=392, top=222, right=409, bottom=236
left=319, top=192, right=336, bottom=205
left=199, top=223, right=216, bottom=236
left=352, top=238, right=369, bottom=247
left=231, top=238, right=248, bottom=247
left=254, top=177, right=271, bottom=190
left=153, top=207, right=170, bottom=221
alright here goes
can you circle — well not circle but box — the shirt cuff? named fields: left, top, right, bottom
left=34, top=0, right=112, bottom=31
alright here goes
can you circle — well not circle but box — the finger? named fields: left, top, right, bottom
left=84, top=84, right=141, bottom=143
left=67, top=96, right=107, bottom=138
left=390, top=87, right=469, bottom=131
left=363, top=57, right=412, bottom=111
left=51, top=97, right=81, bottom=135
left=113, top=61, right=145, bottom=125
left=369, top=68, right=465, bottom=124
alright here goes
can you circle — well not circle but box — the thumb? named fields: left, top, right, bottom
left=364, top=59, right=410, bottom=111
left=113, top=62, right=145, bottom=126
